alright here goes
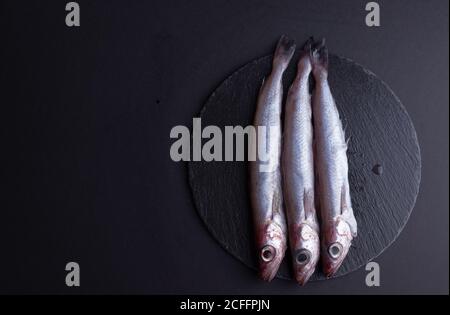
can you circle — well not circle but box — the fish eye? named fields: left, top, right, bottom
left=261, top=245, right=276, bottom=262
left=296, top=249, right=311, bottom=265
left=328, top=243, right=343, bottom=259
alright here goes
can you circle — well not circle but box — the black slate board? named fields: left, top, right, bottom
left=188, top=52, right=421, bottom=281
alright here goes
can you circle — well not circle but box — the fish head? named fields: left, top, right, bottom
left=291, top=223, right=320, bottom=285
left=321, top=217, right=353, bottom=278
left=257, top=222, right=286, bottom=282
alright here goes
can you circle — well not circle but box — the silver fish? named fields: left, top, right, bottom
left=282, top=38, right=320, bottom=285
left=250, top=35, right=295, bottom=282
left=310, top=39, right=357, bottom=278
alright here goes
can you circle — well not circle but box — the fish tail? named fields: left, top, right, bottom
left=294, top=37, right=314, bottom=83
left=299, top=36, right=314, bottom=59
left=310, top=38, right=329, bottom=72
left=272, top=35, right=296, bottom=71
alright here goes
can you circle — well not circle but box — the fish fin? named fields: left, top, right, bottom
left=258, top=77, right=266, bottom=93
left=272, top=35, right=296, bottom=71
left=314, top=184, right=321, bottom=221
left=345, top=136, right=351, bottom=148
left=312, top=141, right=321, bottom=218
left=271, top=190, right=281, bottom=220
left=261, top=77, right=266, bottom=87
left=300, top=36, right=314, bottom=57
left=342, top=122, right=351, bottom=146
left=343, top=122, right=348, bottom=136
left=340, top=184, right=357, bottom=237
left=310, top=38, right=329, bottom=71
left=332, top=141, right=348, bottom=155
left=303, top=189, right=316, bottom=221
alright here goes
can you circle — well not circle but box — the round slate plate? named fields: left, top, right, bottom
left=188, top=52, right=421, bottom=281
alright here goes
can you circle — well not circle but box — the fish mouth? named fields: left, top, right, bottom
left=320, top=242, right=347, bottom=278
left=293, top=249, right=316, bottom=285
left=295, top=268, right=315, bottom=286
left=258, top=244, right=285, bottom=282
left=323, top=243, right=346, bottom=278
left=323, top=261, right=339, bottom=278
left=258, top=251, right=283, bottom=282
left=323, top=264, right=341, bottom=278
left=259, top=267, right=279, bottom=282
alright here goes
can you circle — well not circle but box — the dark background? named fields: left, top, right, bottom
left=0, top=0, right=448, bottom=294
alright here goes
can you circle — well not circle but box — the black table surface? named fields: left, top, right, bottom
left=189, top=53, right=422, bottom=281
left=0, top=0, right=448, bottom=294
